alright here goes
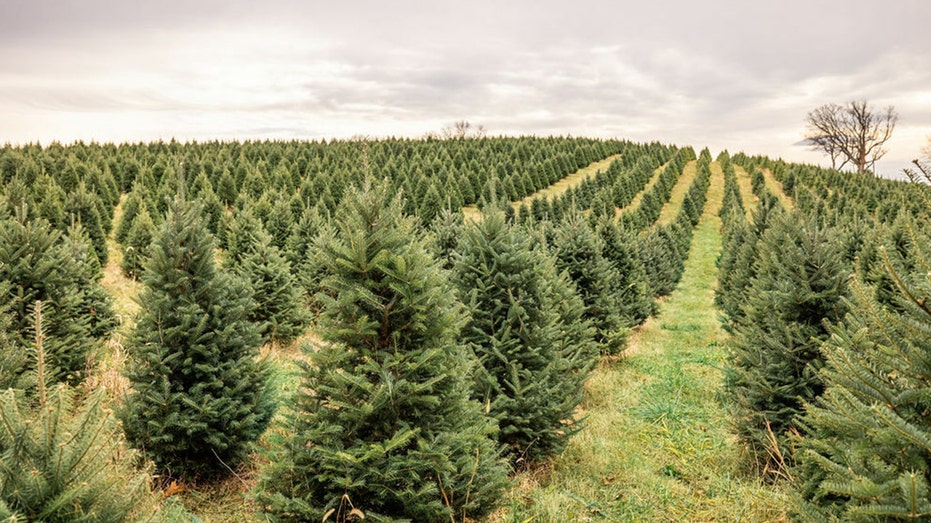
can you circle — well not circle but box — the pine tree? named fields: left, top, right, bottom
left=549, top=213, right=629, bottom=354
left=61, top=220, right=116, bottom=340
left=64, top=183, right=108, bottom=266
left=726, top=212, right=849, bottom=477
left=234, top=228, right=308, bottom=344
left=120, top=197, right=273, bottom=480
left=793, top=220, right=931, bottom=521
left=257, top=181, right=508, bottom=523
left=0, top=302, right=189, bottom=522
left=596, top=218, right=655, bottom=326
left=120, top=206, right=156, bottom=280
left=0, top=208, right=96, bottom=383
left=453, top=211, right=597, bottom=462
left=0, top=281, right=29, bottom=391
left=115, top=185, right=146, bottom=245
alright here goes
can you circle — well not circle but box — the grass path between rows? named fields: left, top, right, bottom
left=462, top=154, right=622, bottom=219
left=656, top=159, right=698, bottom=225
left=615, top=158, right=670, bottom=219
left=491, top=162, right=790, bottom=522
left=733, top=165, right=760, bottom=220
left=762, top=168, right=794, bottom=210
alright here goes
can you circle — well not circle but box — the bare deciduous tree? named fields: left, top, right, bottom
left=433, top=120, right=486, bottom=139
left=804, top=100, right=897, bottom=174
left=904, top=137, right=931, bottom=182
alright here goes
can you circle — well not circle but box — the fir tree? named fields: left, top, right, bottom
left=794, top=220, right=931, bottom=521
left=0, top=281, right=29, bottom=391
left=726, top=212, right=849, bottom=477
left=453, top=211, right=597, bottom=462
left=596, top=218, right=655, bottom=326
left=63, top=183, right=108, bottom=266
left=550, top=213, right=629, bottom=354
left=234, top=228, right=308, bottom=344
left=121, top=205, right=156, bottom=280
left=120, top=197, right=273, bottom=480
left=0, top=208, right=96, bottom=383
left=257, top=181, right=508, bottom=523
left=0, top=302, right=189, bottom=522
left=61, top=220, right=116, bottom=340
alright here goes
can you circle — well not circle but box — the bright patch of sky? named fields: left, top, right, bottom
left=1, top=0, right=930, bottom=177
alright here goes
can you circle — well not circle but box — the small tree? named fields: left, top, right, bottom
left=120, top=197, right=273, bottom=480
left=726, top=212, right=849, bottom=478
left=453, top=211, right=597, bottom=462
left=550, top=213, right=629, bottom=354
left=0, top=302, right=188, bottom=522
left=234, top=228, right=308, bottom=344
left=121, top=206, right=156, bottom=280
left=804, top=100, right=897, bottom=174
left=257, top=181, right=507, bottom=522
left=0, top=208, right=98, bottom=383
left=794, top=220, right=931, bottom=520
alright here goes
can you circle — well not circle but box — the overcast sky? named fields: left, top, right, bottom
left=2, top=0, right=930, bottom=177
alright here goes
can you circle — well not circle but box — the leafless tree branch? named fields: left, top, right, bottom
left=804, top=100, right=897, bottom=174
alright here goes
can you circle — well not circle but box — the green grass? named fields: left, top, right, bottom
left=732, top=165, right=760, bottom=219
left=462, top=154, right=622, bottom=220
left=657, top=159, right=699, bottom=225
left=762, top=168, right=794, bottom=210
left=487, top=162, right=790, bottom=522
left=615, top=159, right=670, bottom=219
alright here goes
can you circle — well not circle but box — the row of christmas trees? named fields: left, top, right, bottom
left=718, top=151, right=931, bottom=520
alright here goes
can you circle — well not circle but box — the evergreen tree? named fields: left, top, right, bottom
left=550, top=213, right=629, bottom=354
left=0, top=208, right=96, bottom=383
left=794, top=221, right=931, bottom=521
left=726, top=212, right=849, bottom=477
left=235, top=228, right=308, bottom=344
left=0, top=281, right=29, bottom=391
left=120, top=197, right=273, bottom=480
left=257, top=181, right=508, bottom=523
left=64, top=183, right=108, bottom=266
left=61, top=220, right=116, bottom=340
left=596, top=219, right=655, bottom=326
left=0, top=302, right=189, bottom=522
left=115, top=185, right=145, bottom=245
left=453, top=211, right=597, bottom=462
left=120, top=206, right=156, bottom=280
left=428, top=209, right=465, bottom=270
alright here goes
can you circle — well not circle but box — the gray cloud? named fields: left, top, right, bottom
left=1, top=0, right=930, bottom=176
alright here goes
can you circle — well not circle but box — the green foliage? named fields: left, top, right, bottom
left=0, top=281, right=30, bottom=391
left=0, top=303, right=189, bottom=523
left=453, top=211, right=597, bottom=462
left=63, top=183, right=108, bottom=266
left=120, top=206, right=156, bottom=280
left=725, top=212, right=849, bottom=477
left=0, top=208, right=103, bottom=383
left=233, top=227, right=308, bottom=344
left=549, top=213, right=629, bottom=354
left=258, top=181, right=508, bottom=523
left=596, top=219, right=655, bottom=326
left=120, top=198, right=273, bottom=481
left=794, top=220, right=931, bottom=521
left=60, top=220, right=116, bottom=340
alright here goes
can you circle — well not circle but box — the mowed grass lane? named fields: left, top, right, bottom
left=489, top=162, right=790, bottom=522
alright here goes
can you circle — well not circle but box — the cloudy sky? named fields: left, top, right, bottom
left=2, top=0, right=930, bottom=177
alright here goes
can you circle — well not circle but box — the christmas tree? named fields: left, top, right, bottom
left=794, top=219, right=931, bottom=520
left=453, top=211, right=597, bottom=462
left=258, top=181, right=508, bottom=523
left=120, top=197, right=273, bottom=480
left=726, top=212, right=849, bottom=477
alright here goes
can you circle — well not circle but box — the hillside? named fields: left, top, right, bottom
left=0, top=138, right=929, bottom=522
